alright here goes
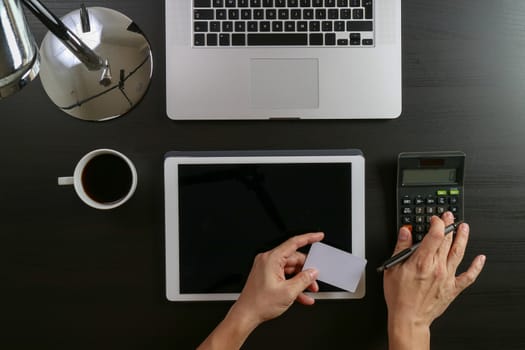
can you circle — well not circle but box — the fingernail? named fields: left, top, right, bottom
left=308, top=268, right=319, bottom=280
left=460, top=223, right=469, bottom=232
left=479, top=255, right=486, bottom=265
left=398, top=228, right=410, bottom=241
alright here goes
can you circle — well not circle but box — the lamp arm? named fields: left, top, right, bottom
left=21, top=0, right=104, bottom=71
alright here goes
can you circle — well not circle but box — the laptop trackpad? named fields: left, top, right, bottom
left=250, top=58, right=319, bottom=109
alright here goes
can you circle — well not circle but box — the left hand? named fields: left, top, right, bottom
left=230, top=232, right=324, bottom=330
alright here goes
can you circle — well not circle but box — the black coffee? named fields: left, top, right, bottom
left=81, top=154, right=133, bottom=203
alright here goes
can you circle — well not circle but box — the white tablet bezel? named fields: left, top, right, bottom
left=164, top=151, right=365, bottom=301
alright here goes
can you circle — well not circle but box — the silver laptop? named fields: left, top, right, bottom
left=165, top=0, right=401, bottom=120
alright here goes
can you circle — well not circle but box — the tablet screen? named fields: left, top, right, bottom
left=177, top=163, right=352, bottom=294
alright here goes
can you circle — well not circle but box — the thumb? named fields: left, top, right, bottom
left=392, top=226, right=413, bottom=256
left=286, top=268, right=319, bottom=299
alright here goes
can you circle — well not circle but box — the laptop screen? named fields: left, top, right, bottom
left=177, top=163, right=352, bottom=294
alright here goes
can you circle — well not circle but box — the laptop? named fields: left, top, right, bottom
left=164, top=149, right=366, bottom=301
left=165, top=0, right=401, bottom=120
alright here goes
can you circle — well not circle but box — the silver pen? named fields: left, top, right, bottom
left=377, top=221, right=463, bottom=273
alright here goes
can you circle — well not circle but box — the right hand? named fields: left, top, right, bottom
left=383, top=212, right=486, bottom=349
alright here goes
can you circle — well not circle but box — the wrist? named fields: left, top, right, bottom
left=197, top=303, right=260, bottom=350
left=226, top=301, right=261, bottom=334
left=388, top=316, right=430, bottom=350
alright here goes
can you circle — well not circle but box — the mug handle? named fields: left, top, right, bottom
left=58, top=176, right=74, bottom=186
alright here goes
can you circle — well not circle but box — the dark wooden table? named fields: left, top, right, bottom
left=1, top=0, right=524, bottom=349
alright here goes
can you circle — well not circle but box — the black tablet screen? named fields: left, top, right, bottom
left=178, top=163, right=352, bottom=293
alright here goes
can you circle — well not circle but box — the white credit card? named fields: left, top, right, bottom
left=302, top=242, right=367, bottom=293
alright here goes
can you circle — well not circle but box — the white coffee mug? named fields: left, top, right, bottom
left=58, top=149, right=138, bottom=210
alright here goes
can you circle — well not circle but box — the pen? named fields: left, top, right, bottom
left=376, top=221, right=464, bottom=273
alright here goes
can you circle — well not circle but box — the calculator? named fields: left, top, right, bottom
left=397, top=151, right=465, bottom=242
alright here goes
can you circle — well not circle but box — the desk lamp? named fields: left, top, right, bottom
left=0, top=0, right=152, bottom=121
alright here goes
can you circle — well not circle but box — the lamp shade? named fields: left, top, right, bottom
left=0, top=0, right=40, bottom=99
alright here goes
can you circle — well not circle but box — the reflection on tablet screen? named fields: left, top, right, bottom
left=177, top=163, right=352, bottom=294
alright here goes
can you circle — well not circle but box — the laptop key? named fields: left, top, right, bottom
left=194, top=34, right=205, bottom=46
left=353, top=9, right=363, bottom=19
left=229, top=9, right=239, bottom=19
left=272, top=21, right=283, bottom=31
left=216, top=9, right=227, bottom=19
left=325, top=33, right=336, bottom=45
left=210, top=21, right=221, bottom=32
left=235, top=21, right=246, bottom=31
left=194, top=9, right=214, bottom=20
left=219, top=33, right=230, bottom=45
left=347, top=20, right=372, bottom=31
left=363, top=0, right=373, bottom=19
left=247, top=33, right=308, bottom=45
left=194, top=21, right=208, bottom=32
left=285, top=21, right=296, bottom=31
left=300, top=0, right=311, bottom=7
left=194, top=0, right=212, bottom=7
left=322, top=21, right=333, bottom=31
left=207, top=33, right=218, bottom=45
left=309, top=33, right=323, bottom=45
left=222, top=21, right=233, bottom=31
left=260, top=21, right=271, bottom=31
left=232, top=34, right=246, bottom=45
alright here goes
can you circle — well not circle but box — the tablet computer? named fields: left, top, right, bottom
left=164, top=150, right=365, bottom=301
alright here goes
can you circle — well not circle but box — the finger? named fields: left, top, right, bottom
left=296, top=292, right=316, bottom=306
left=447, top=222, right=470, bottom=272
left=285, top=268, right=319, bottom=303
left=283, top=252, right=306, bottom=275
left=273, top=232, right=324, bottom=258
left=391, top=226, right=413, bottom=256
left=436, top=211, right=455, bottom=261
left=414, top=216, right=446, bottom=259
left=284, top=251, right=306, bottom=269
left=455, top=254, right=486, bottom=293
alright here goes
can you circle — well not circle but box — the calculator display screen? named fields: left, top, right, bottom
left=402, top=168, right=457, bottom=186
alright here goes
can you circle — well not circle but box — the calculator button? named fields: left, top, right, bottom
left=415, top=196, right=425, bottom=205
left=449, top=196, right=458, bottom=204
left=437, top=206, right=446, bottom=214
left=426, top=207, right=435, bottom=215
left=415, top=216, right=424, bottom=224
left=425, top=216, right=432, bottom=223
left=437, top=190, right=448, bottom=196
left=450, top=206, right=458, bottom=214
left=426, top=197, right=436, bottom=205
left=403, top=207, right=412, bottom=214
left=402, top=216, right=412, bottom=224
left=449, top=189, right=460, bottom=196
left=415, top=233, right=424, bottom=242
left=437, top=196, right=447, bottom=205
left=401, top=196, right=412, bottom=205
left=415, top=207, right=424, bottom=215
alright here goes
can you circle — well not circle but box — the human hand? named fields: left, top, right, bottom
left=198, top=232, right=324, bottom=350
left=384, top=212, right=485, bottom=350
left=231, top=232, right=324, bottom=329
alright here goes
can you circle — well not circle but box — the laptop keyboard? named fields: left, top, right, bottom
left=192, top=0, right=374, bottom=47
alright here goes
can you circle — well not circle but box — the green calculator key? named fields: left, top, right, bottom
left=449, top=189, right=460, bottom=195
left=437, top=190, right=448, bottom=196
